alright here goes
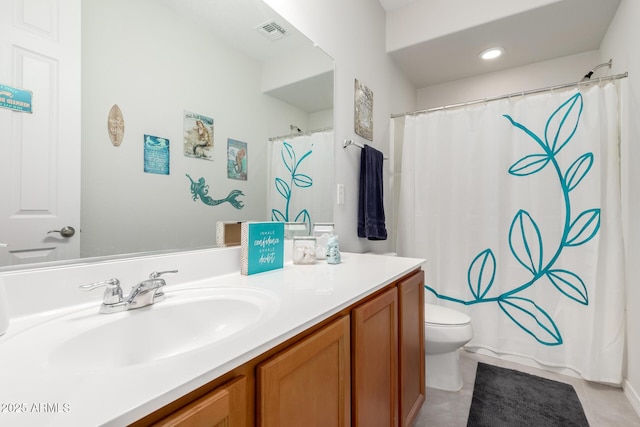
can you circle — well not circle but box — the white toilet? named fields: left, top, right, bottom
left=424, top=303, right=474, bottom=392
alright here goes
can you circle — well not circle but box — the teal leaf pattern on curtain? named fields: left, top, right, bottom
left=425, top=92, right=598, bottom=346
left=509, top=210, right=544, bottom=275
left=545, top=93, right=583, bottom=154
left=498, top=297, right=563, bottom=345
left=467, top=249, right=496, bottom=300
left=508, top=154, right=550, bottom=176
left=565, top=153, right=594, bottom=192
left=566, top=209, right=600, bottom=246
left=546, top=269, right=588, bottom=305
left=271, top=141, right=314, bottom=231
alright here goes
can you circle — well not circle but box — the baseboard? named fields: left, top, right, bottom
left=624, top=379, right=640, bottom=418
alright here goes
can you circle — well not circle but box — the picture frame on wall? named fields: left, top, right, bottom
left=143, top=134, right=170, bottom=175
left=354, top=78, right=373, bottom=141
left=183, top=110, right=214, bottom=161
left=227, top=138, right=248, bottom=180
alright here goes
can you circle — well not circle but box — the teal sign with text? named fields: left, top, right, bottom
left=242, top=222, right=284, bottom=275
left=0, top=84, right=33, bottom=113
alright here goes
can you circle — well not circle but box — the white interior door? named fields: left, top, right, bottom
left=0, top=0, right=81, bottom=266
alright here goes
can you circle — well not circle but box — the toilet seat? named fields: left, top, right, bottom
left=425, top=303, right=471, bottom=326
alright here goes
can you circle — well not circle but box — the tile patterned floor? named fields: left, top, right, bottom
left=413, top=350, right=640, bottom=426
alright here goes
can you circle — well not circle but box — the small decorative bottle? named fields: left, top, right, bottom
left=312, top=223, right=335, bottom=260
left=326, top=235, right=341, bottom=265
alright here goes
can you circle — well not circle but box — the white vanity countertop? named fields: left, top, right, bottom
left=0, top=251, right=424, bottom=427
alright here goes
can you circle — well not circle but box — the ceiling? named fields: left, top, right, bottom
left=157, top=0, right=621, bottom=107
left=156, top=0, right=333, bottom=113
left=381, top=0, right=621, bottom=88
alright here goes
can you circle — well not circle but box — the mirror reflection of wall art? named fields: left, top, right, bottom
left=271, top=141, right=313, bottom=231
left=186, top=174, right=245, bottom=209
left=354, top=79, right=373, bottom=141
left=227, top=138, right=248, bottom=180
left=107, top=104, right=125, bottom=146
left=143, top=134, right=170, bottom=175
left=183, top=110, right=214, bottom=161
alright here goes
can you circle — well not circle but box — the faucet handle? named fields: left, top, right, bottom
left=149, top=270, right=178, bottom=279
left=80, top=278, right=123, bottom=305
left=147, top=270, right=178, bottom=301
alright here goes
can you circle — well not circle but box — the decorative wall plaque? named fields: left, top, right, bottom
left=0, top=83, right=33, bottom=113
left=143, top=134, right=170, bottom=175
left=354, top=79, right=373, bottom=141
left=227, top=138, right=248, bottom=180
left=107, top=104, right=125, bottom=146
left=186, top=174, right=245, bottom=209
left=183, top=110, right=214, bottom=161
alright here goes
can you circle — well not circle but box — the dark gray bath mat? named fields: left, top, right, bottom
left=467, top=362, right=589, bottom=426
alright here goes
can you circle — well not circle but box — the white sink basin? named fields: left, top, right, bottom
left=3, top=287, right=279, bottom=370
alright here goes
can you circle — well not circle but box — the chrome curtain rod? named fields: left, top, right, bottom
left=268, top=126, right=333, bottom=142
left=390, top=72, right=629, bottom=119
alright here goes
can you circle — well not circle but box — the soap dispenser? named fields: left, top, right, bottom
left=0, top=278, right=9, bottom=336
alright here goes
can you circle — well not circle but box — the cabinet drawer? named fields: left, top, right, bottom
left=153, top=376, right=247, bottom=427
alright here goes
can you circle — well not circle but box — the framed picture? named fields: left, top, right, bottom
left=227, top=138, right=248, bottom=180
left=183, top=110, right=214, bottom=160
left=143, top=134, right=170, bottom=175
left=354, top=79, right=373, bottom=141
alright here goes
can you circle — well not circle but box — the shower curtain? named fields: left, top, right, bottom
left=268, top=130, right=334, bottom=231
left=396, top=83, right=625, bottom=384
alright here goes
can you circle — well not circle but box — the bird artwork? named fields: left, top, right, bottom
left=186, top=174, right=244, bottom=209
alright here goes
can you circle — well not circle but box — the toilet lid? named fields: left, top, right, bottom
left=425, top=303, right=471, bottom=326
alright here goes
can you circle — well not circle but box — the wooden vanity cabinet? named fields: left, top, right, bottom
left=133, top=268, right=424, bottom=427
left=257, top=315, right=351, bottom=427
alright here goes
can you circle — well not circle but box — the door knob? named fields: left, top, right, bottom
left=47, top=226, right=76, bottom=238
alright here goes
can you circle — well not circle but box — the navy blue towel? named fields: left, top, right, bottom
left=358, top=144, right=387, bottom=240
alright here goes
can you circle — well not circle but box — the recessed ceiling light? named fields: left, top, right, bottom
left=479, top=47, right=505, bottom=60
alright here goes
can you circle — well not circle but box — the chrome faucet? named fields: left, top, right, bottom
left=81, top=270, right=178, bottom=314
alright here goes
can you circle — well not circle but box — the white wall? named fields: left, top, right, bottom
left=416, top=50, right=600, bottom=110
left=600, top=0, right=640, bottom=413
left=81, top=0, right=310, bottom=257
left=261, top=44, right=334, bottom=94
left=264, top=0, right=416, bottom=254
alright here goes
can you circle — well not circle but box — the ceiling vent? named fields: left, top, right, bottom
left=256, top=20, right=287, bottom=41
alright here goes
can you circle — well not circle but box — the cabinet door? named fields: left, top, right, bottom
left=153, top=376, right=247, bottom=427
left=257, top=315, right=351, bottom=427
left=398, top=271, right=425, bottom=427
left=352, top=287, right=399, bottom=427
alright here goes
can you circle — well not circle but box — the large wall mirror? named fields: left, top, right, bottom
left=0, top=0, right=334, bottom=270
